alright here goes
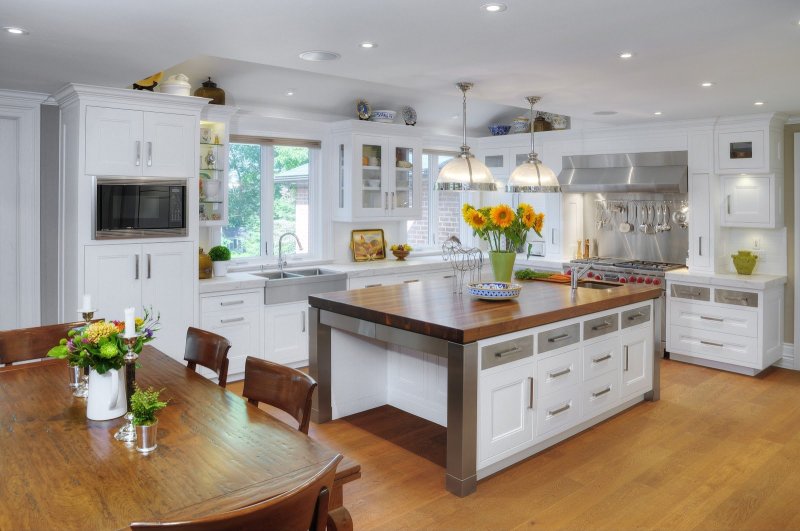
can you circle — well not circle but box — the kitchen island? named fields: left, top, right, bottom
left=309, top=280, right=661, bottom=496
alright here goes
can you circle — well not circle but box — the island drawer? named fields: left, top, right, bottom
left=582, top=336, right=620, bottom=381
left=670, top=284, right=710, bottom=301
left=714, top=288, right=758, bottom=308
left=583, top=313, right=619, bottom=341
left=536, top=347, right=580, bottom=397
left=582, top=371, right=621, bottom=420
left=201, top=290, right=262, bottom=312
left=669, top=324, right=758, bottom=365
left=669, top=300, right=757, bottom=337
left=621, top=305, right=651, bottom=329
left=481, top=335, right=533, bottom=370
left=536, top=387, right=580, bottom=439
left=538, top=323, right=580, bottom=354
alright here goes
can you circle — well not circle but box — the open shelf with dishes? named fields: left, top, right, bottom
left=197, top=107, right=237, bottom=226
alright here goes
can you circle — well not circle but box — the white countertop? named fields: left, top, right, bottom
left=665, top=269, right=787, bottom=290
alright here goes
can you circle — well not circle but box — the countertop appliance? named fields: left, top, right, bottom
left=95, top=178, right=187, bottom=239
left=565, top=257, right=686, bottom=358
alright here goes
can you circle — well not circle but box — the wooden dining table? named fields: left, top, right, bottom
left=0, top=347, right=357, bottom=530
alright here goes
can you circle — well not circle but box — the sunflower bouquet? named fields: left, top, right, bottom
left=462, top=203, right=544, bottom=253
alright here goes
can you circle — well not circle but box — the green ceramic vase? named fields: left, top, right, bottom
left=489, top=251, right=516, bottom=283
left=731, top=250, right=757, bottom=275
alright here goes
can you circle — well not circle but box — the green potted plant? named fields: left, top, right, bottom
left=130, top=385, right=168, bottom=453
left=208, top=245, right=232, bottom=277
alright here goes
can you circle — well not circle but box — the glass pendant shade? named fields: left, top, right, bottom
left=507, top=95, right=560, bottom=193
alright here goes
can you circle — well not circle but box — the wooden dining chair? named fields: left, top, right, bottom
left=242, top=356, right=317, bottom=434
left=131, top=454, right=344, bottom=531
left=0, top=321, right=89, bottom=367
left=184, top=327, right=231, bottom=387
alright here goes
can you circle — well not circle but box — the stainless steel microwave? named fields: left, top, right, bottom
left=95, top=179, right=187, bottom=239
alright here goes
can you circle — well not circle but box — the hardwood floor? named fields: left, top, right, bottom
left=228, top=360, right=800, bottom=530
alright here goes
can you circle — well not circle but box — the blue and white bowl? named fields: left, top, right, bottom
left=468, top=282, right=522, bottom=300
left=488, top=124, right=511, bottom=136
left=370, top=110, right=396, bottom=123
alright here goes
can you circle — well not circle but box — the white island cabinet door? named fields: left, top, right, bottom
left=84, top=244, right=142, bottom=321
left=620, top=325, right=653, bottom=400
left=85, top=107, right=144, bottom=176
left=140, top=241, right=194, bottom=360
left=264, top=301, right=309, bottom=366
left=142, top=112, right=197, bottom=178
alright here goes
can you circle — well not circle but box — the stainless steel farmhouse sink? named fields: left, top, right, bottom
left=253, top=268, right=348, bottom=304
left=577, top=281, right=624, bottom=290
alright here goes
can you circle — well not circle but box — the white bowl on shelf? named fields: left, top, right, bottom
left=370, top=110, right=396, bottom=123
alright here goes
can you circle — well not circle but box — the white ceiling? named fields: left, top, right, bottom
left=2, top=0, right=799, bottom=135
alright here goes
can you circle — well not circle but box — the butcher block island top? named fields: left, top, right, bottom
left=309, top=280, right=661, bottom=344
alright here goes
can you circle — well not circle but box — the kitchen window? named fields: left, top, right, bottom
left=222, top=136, right=320, bottom=259
left=406, top=152, right=463, bottom=248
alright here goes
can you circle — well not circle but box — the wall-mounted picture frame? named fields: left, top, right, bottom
left=351, top=229, right=386, bottom=262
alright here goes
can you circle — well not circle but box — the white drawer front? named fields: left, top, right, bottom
left=582, top=371, right=621, bottom=420
left=536, top=347, right=580, bottom=397
left=582, top=336, right=620, bottom=381
left=536, top=387, right=581, bottom=439
left=201, top=291, right=261, bottom=314
left=670, top=300, right=757, bottom=338
left=669, top=324, right=758, bottom=365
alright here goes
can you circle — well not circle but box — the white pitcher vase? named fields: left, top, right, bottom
left=86, top=368, right=127, bottom=421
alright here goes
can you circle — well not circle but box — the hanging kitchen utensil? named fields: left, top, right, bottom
left=662, top=203, right=671, bottom=231
left=638, top=204, right=649, bottom=233
left=619, top=202, right=632, bottom=233
left=644, top=204, right=656, bottom=234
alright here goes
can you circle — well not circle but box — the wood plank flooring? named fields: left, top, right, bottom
left=228, top=359, right=800, bottom=530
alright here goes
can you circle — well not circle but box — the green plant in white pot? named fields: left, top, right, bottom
left=208, top=245, right=232, bottom=277
left=130, top=385, right=168, bottom=453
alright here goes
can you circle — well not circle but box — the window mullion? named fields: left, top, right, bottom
left=262, top=145, right=275, bottom=256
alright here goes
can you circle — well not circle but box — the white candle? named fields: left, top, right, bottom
left=82, top=294, right=92, bottom=312
left=124, top=307, right=136, bottom=337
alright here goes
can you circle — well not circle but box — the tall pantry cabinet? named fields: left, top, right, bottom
left=54, top=84, right=208, bottom=360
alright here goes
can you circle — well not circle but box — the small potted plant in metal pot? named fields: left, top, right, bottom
left=208, top=245, right=232, bottom=277
left=130, top=385, right=168, bottom=453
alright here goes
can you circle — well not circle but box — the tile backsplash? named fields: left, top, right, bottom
left=718, top=227, right=787, bottom=275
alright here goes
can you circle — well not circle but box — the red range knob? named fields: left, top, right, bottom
left=566, top=269, right=572, bottom=276
left=645, top=277, right=653, bottom=284
left=653, top=279, right=662, bottom=286
left=628, top=276, right=636, bottom=282
left=586, top=272, right=595, bottom=279
left=619, top=277, right=627, bottom=283
left=636, top=277, right=644, bottom=283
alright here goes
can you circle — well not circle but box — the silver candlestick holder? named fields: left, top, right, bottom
left=71, top=309, right=96, bottom=398
left=114, top=334, right=140, bottom=443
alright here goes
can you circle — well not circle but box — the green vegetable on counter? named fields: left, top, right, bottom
left=514, top=268, right=553, bottom=280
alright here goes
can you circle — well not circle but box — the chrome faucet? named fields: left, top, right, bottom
left=570, top=264, right=592, bottom=290
left=278, top=232, right=303, bottom=271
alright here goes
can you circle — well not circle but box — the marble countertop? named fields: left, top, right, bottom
left=665, top=269, right=787, bottom=290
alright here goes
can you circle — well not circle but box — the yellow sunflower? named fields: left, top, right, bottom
left=490, top=204, right=515, bottom=229
left=461, top=203, right=474, bottom=223
left=467, top=209, right=487, bottom=230
left=533, top=212, right=545, bottom=234
left=520, top=203, right=535, bottom=228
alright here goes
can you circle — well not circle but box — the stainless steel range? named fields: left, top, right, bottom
left=565, top=257, right=686, bottom=358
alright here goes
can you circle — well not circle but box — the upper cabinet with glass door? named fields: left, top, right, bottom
left=198, top=105, right=237, bottom=227
left=332, top=120, right=422, bottom=221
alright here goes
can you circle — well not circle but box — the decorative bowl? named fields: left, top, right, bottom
left=371, top=110, right=396, bottom=123
left=392, top=249, right=410, bottom=261
left=467, top=282, right=522, bottom=300
left=488, top=124, right=511, bottom=136
left=732, top=250, right=758, bottom=275
left=511, top=117, right=530, bottom=134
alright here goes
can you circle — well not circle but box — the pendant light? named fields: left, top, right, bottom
left=506, top=96, right=560, bottom=193
left=435, top=82, right=497, bottom=191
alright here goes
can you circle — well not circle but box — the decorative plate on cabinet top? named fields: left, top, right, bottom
left=357, top=99, right=372, bottom=120
left=467, top=282, right=522, bottom=300
left=401, top=106, right=417, bottom=126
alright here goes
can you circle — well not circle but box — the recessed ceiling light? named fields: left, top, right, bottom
left=360, top=42, right=377, bottom=49
left=754, top=101, right=765, bottom=106
left=700, top=81, right=714, bottom=87
left=286, top=89, right=295, bottom=96
left=3, top=26, right=29, bottom=35
left=593, top=111, right=618, bottom=116
left=653, top=111, right=663, bottom=116
left=452, top=114, right=460, bottom=120
left=618, top=52, right=634, bottom=59
left=481, top=3, right=507, bottom=13
left=299, top=50, right=341, bottom=62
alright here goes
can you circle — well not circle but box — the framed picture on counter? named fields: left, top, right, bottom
left=351, top=229, right=386, bottom=262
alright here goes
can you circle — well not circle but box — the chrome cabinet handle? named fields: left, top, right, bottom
left=591, top=321, right=612, bottom=331
left=403, top=279, right=419, bottom=283
left=494, top=346, right=521, bottom=358
left=146, top=254, right=151, bottom=279
left=551, top=228, right=556, bottom=245
left=592, top=386, right=612, bottom=398
left=220, top=317, right=245, bottom=324
left=135, top=141, right=141, bottom=166
left=548, top=333, right=571, bottom=343
left=698, top=236, right=703, bottom=256
left=627, top=313, right=645, bottom=321
left=384, top=192, right=388, bottom=211
left=700, top=315, right=724, bottom=322
left=365, top=283, right=382, bottom=288
left=443, top=275, right=455, bottom=279
left=391, top=191, right=395, bottom=210
left=548, top=403, right=571, bottom=417
left=528, top=376, right=534, bottom=409
left=624, top=345, right=629, bottom=371
left=135, top=254, right=139, bottom=280
left=548, top=367, right=571, bottom=379
left=592, top=354, right=612, bottom=364
left=220, top=300, right=244, bottom=307
left=726, top=194, right=731, bottom=215
left=301, top=310, right=306, bottom=333
left=701, top=340, right=724, bottom=347
left=147, top=141, right=153, bottom=166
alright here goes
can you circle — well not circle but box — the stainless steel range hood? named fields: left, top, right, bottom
left=558, top=151, right=688, bottom=193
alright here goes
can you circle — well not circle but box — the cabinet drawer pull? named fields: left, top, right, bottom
left=551, top=228, right=556, bottom=245
left=548, top=333, right=571, bottom=343
left=135, top=254, right=139, bottom=280
left=403, top=279, right=419, bottom=283
left=384, top=192, right=388, bottom=211
left=698, top=236, right=703, bottom=256
left=548, top=367, right=571, bottom=379
left=494, top=346, right=521, bottom=358
left=146, top=253, right=151, bottom=279
left=220, top=300, right=245, bottom=306
left=591, top=321, right=612, bottom=331
left=624, top=345, right=629, bottom=371
left=547, top=403, right=571, bottom=417
left=391, top=191, right=395, bottom=210
left=700, top=315, right=724, bottom=322
left=627, top=312, right=645, bottom=321
left=135, top=140, right=141, bottom=167
left=365, top=283, right=382, bottom=288
left=220, top=317, right=245, bottom=324
left=592, top=354, right=612, bottom=364
left=721, top=295, right=749, bottom=303
left=700, top=340, right=724, bottom=347
left=301, top=310, right=306, bottom=333
left=443, top=275, right=455, bottom=279
left=592, top=386, right=612, bottom=398
left=528, top=376, right=534, bottom=409
left=146, top=141, right=153, bottom=167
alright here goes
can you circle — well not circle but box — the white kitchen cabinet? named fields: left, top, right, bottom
left=333, top=122, right=422, bottom=221
left=720, top=174, right=780, bottom=228
left=688, top=172, right=712, bottom=271
left=200, top=290, right=262, bottom=380
left=85, top=106, right=196, bottom=177
left=620, top=325, right=652, bottom=400
left=199, top=105, right=237, bottom=226
left=84, top=241, right=193, bottom=360
left=264, top=301, right=309, bottom=366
